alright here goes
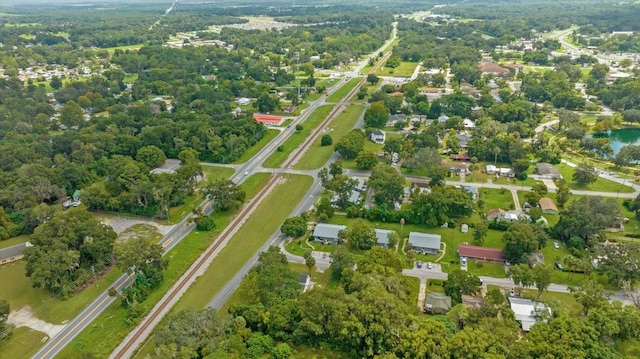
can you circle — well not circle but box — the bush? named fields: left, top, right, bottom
left=196, top=215, right=216, bottom=231
left=488, top=219, right=510, bottom=231
left=277, top=146, right=285, bottom=152
left=321, top=134, right=333, bottom=146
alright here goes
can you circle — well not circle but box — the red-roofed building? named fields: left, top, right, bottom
left=253, top=114, right=284, bottom=126
left=458, top=244, right=506, bottom=263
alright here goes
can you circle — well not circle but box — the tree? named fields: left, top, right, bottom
left=321, top=134, right=333, bottom=146
left=295, top=124, right=303, bottom=132
left=507, top=264, right=534, bottom=295
left=364, top=101, right=389, bottom=128
left=60, top=100, right=84, bottom=127
left=532, top=265, right=552, bottom=300
left=50, top=75, right=63, bottom=90
left=355, top=150, right=378, bottom=170
left=473, top=221, right=488, bottom=245
left=555, top=180, right=572, bottom=208
left=329, top=246, right=354, bottom=279
left=116, top=236, right=166, bottom=288
left=571, top=275, right=610, bottom=315
left=573, top=163, right=598, bottom=186
left=503, top=222, right=540, bottom=264
left=597, top=242, right=640, bottom=286
left=335, top=130, right=365, bottom=159
left=203, top=179, right=246, bottom=212
left=445, top=270, right=482, bottom=304
left=136, top=145, right=166, bottom=169
left=553, top=197, right=619, bottom=244
left=303, top=251, right=316, bottom=274
left=341, top=221, right=377, bottom=250
left=280, top=216, right=307, bottom=238
left=369, top=165, right=405, bottom=208
left=255, top=93, right=279, bottom=113
left=0, top=299, right=13, bottom=343
left=367, top=74, right=380, bottom=85
left=156, top=308, right=229, bottom=357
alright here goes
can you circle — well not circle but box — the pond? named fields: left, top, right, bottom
left=590, top=128, right=640, bottom=156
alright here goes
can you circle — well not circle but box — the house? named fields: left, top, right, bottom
left=508, top=297, right=551, bottom=332
left=299, top=274, right=312, bottom=292
left=253, top=114, right=285, bottom=126
left=370, top=130, right=386, bottom=144
left=479, top=62, right=511, bottom=76
left=486, top=164, right=498, bottom=174
left=535, top=163, right=562, bottom=179
left=504, top=62, right=525, bottom=74
left=424, top=293, right=452, bottom=314
left=352, top=177, right=367, bottom=192
left=486, top=209, right=519, bottom=222
left=458, top=244, right=506, bottom=263
left=235, top=97, right=251, bottom=106
left=456, top=133, right=473, bottom=149
left=375, top=229, right=395, bottom=248
left=461, top=186, right=479, bottom=200
left=437, top=115, right=450, bottom=123
left=461, top=295, right=484, bottom=309
left=499, top=167, right=514, bottom=177
left=539, top=197, right=558, bottom=214
left=442, top=160, right=468, bottom=174
left=450, top=154, right=471, bottom=161
left=409, top=232, right=441, bottom=255
left=312, top=223, right=347, bottom=244
left=462, top=118, right=475, bottom=129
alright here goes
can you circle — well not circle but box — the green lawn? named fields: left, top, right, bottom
left=466, top=261, right=506, bottom=278
left=479, top=188, right=515, bottom=211
left=241, top=173, right=272, bottom=199
left=102, top=44, right=143, bottom=54
left=231, top=129, right=279, bottom=164
left=0, top=234, right=29, bottom=249
left=294, top=105, right=364, bottom=170
left=172, top=174, right=313, bottom=311
left=520, top=289, right=583, bottom=317
left=199, top=166, right=235, bottom=187
left=376, top=61, right=419, bottom=77
left=326, top=78, right=362, bottom=103
left=263, top=105, right=333, bottom=168
left=349, top=82, right=383, bottom=102
left=557, top=163, right=634, bottom=193
left=341, top=139, right=387, bottom=169
left=0, top=327, right=46, bottom=359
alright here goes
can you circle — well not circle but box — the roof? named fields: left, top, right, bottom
left=371, top=130, right=385, bottom=137
left=425, top=293, right=452, bottom=310
left=352, top=177, right=366, bottom=191
left=486, top=208, right=505, bottom=217
left=312, top=223, right=346, bottom=240
left=461, top=295, right=484, bottom=308
left=536, top=162, right=560, bottom=176
left=375, top=229, right=394, bottom=245
left=450, top=154, right=471, bottom=161
left=508, top=297, right=551, bottom=331
left=299, top=273, right=310, bottom=285
left=409, top=232, right=441, bottom=250
left=253, top=114, right=282, bottom=123
left=0, top=243, right=28, bottom=260
left=479, top=63, right=510, bottom=74
left=504, top=62, right=524, bottom=69
left=486, top=164, right=497, bottom=171
left=539, top=197, right=558, bottom=212
left=458, top=244, right=505, bottom=261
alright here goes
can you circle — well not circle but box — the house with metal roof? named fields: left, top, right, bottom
left=409, top=232, right=441, bottom=255
left=375, top=229, right=395, bottom=248
left=536, top=163, right=562, bottom=179
left=424, top=293, right=452, bottom=314
left=508, top=297, right=551, bottom=331
left=312, top=223, right=347, bottom=244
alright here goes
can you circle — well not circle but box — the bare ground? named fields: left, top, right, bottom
left=7, top=306, right=65, bottom=338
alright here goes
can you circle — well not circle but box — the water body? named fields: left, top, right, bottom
left=590, top=128, right=640, bottom=156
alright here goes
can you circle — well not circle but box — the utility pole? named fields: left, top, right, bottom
left=295, top=51, right=300, bottom=97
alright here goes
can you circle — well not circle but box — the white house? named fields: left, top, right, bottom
left=508, top=297, right=551, bottom=331
left=437, top=115, right=450, bottom=123
left=235, top=97, right=251, bottom=106
left=486, top=164, right=497, bottom=174
left=370, top=130, right=386, bottom=144
left=462, top=118, right=475, bottom=129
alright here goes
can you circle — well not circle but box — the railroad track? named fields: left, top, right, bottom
left=111, top=46, right=392, bottom=359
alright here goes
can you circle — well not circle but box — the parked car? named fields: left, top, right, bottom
left=555, top=262, right=564, bottom=270
left=554, top=241, right=560, bottom=249
left=417, top=260, right=423, bottom=268
left=509, top=288, right=515, bottom=297
left=460, top=257, right=467, bottom=266
left=427, top=262, right=433, bottom=269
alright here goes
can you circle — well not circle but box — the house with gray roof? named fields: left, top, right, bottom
left=424, top=293, right=452, bottom=314
left=375, top=229, right=395, bottom=248
left=312, top=223, right=347, bottom=244
left=409, top=232, right=441, bottom=255
left=508, top=297, right=551, bottom=331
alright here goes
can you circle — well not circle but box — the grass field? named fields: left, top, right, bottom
left=326, top=78, right=362, bottom=103
left=232, top=129, right=279, bottom=164
left=294, top=105, right=364, bottom=170
left=133, top=175, right=313, bottom=358
left=557, top=163, right=634, bottom=193
left=480, top=188, right=515, bottom=211
left=0, top=327, right=45, bottom=359
left=263, top=105, right=333, bottom=168
left=376, top=61, right=419, bottom=77
left=102, top=44, right=143, bottom=54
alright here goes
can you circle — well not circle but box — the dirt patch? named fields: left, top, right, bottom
left=7, top=306, right=66, bottom=338
left=100, top=217, right=175, bottom=241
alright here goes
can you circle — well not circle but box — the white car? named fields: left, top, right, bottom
left=426, top=262, right=433, bottom=269
left=243, top=171, right=249, bottom=176
left=554, top=241, right=560, bottom=249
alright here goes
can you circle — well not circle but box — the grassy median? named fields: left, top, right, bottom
left=294, top=105, right=364, bottom=170
left=262, top=106, right=333, bottom=168
left=326, top=78, right=362, bottom=103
